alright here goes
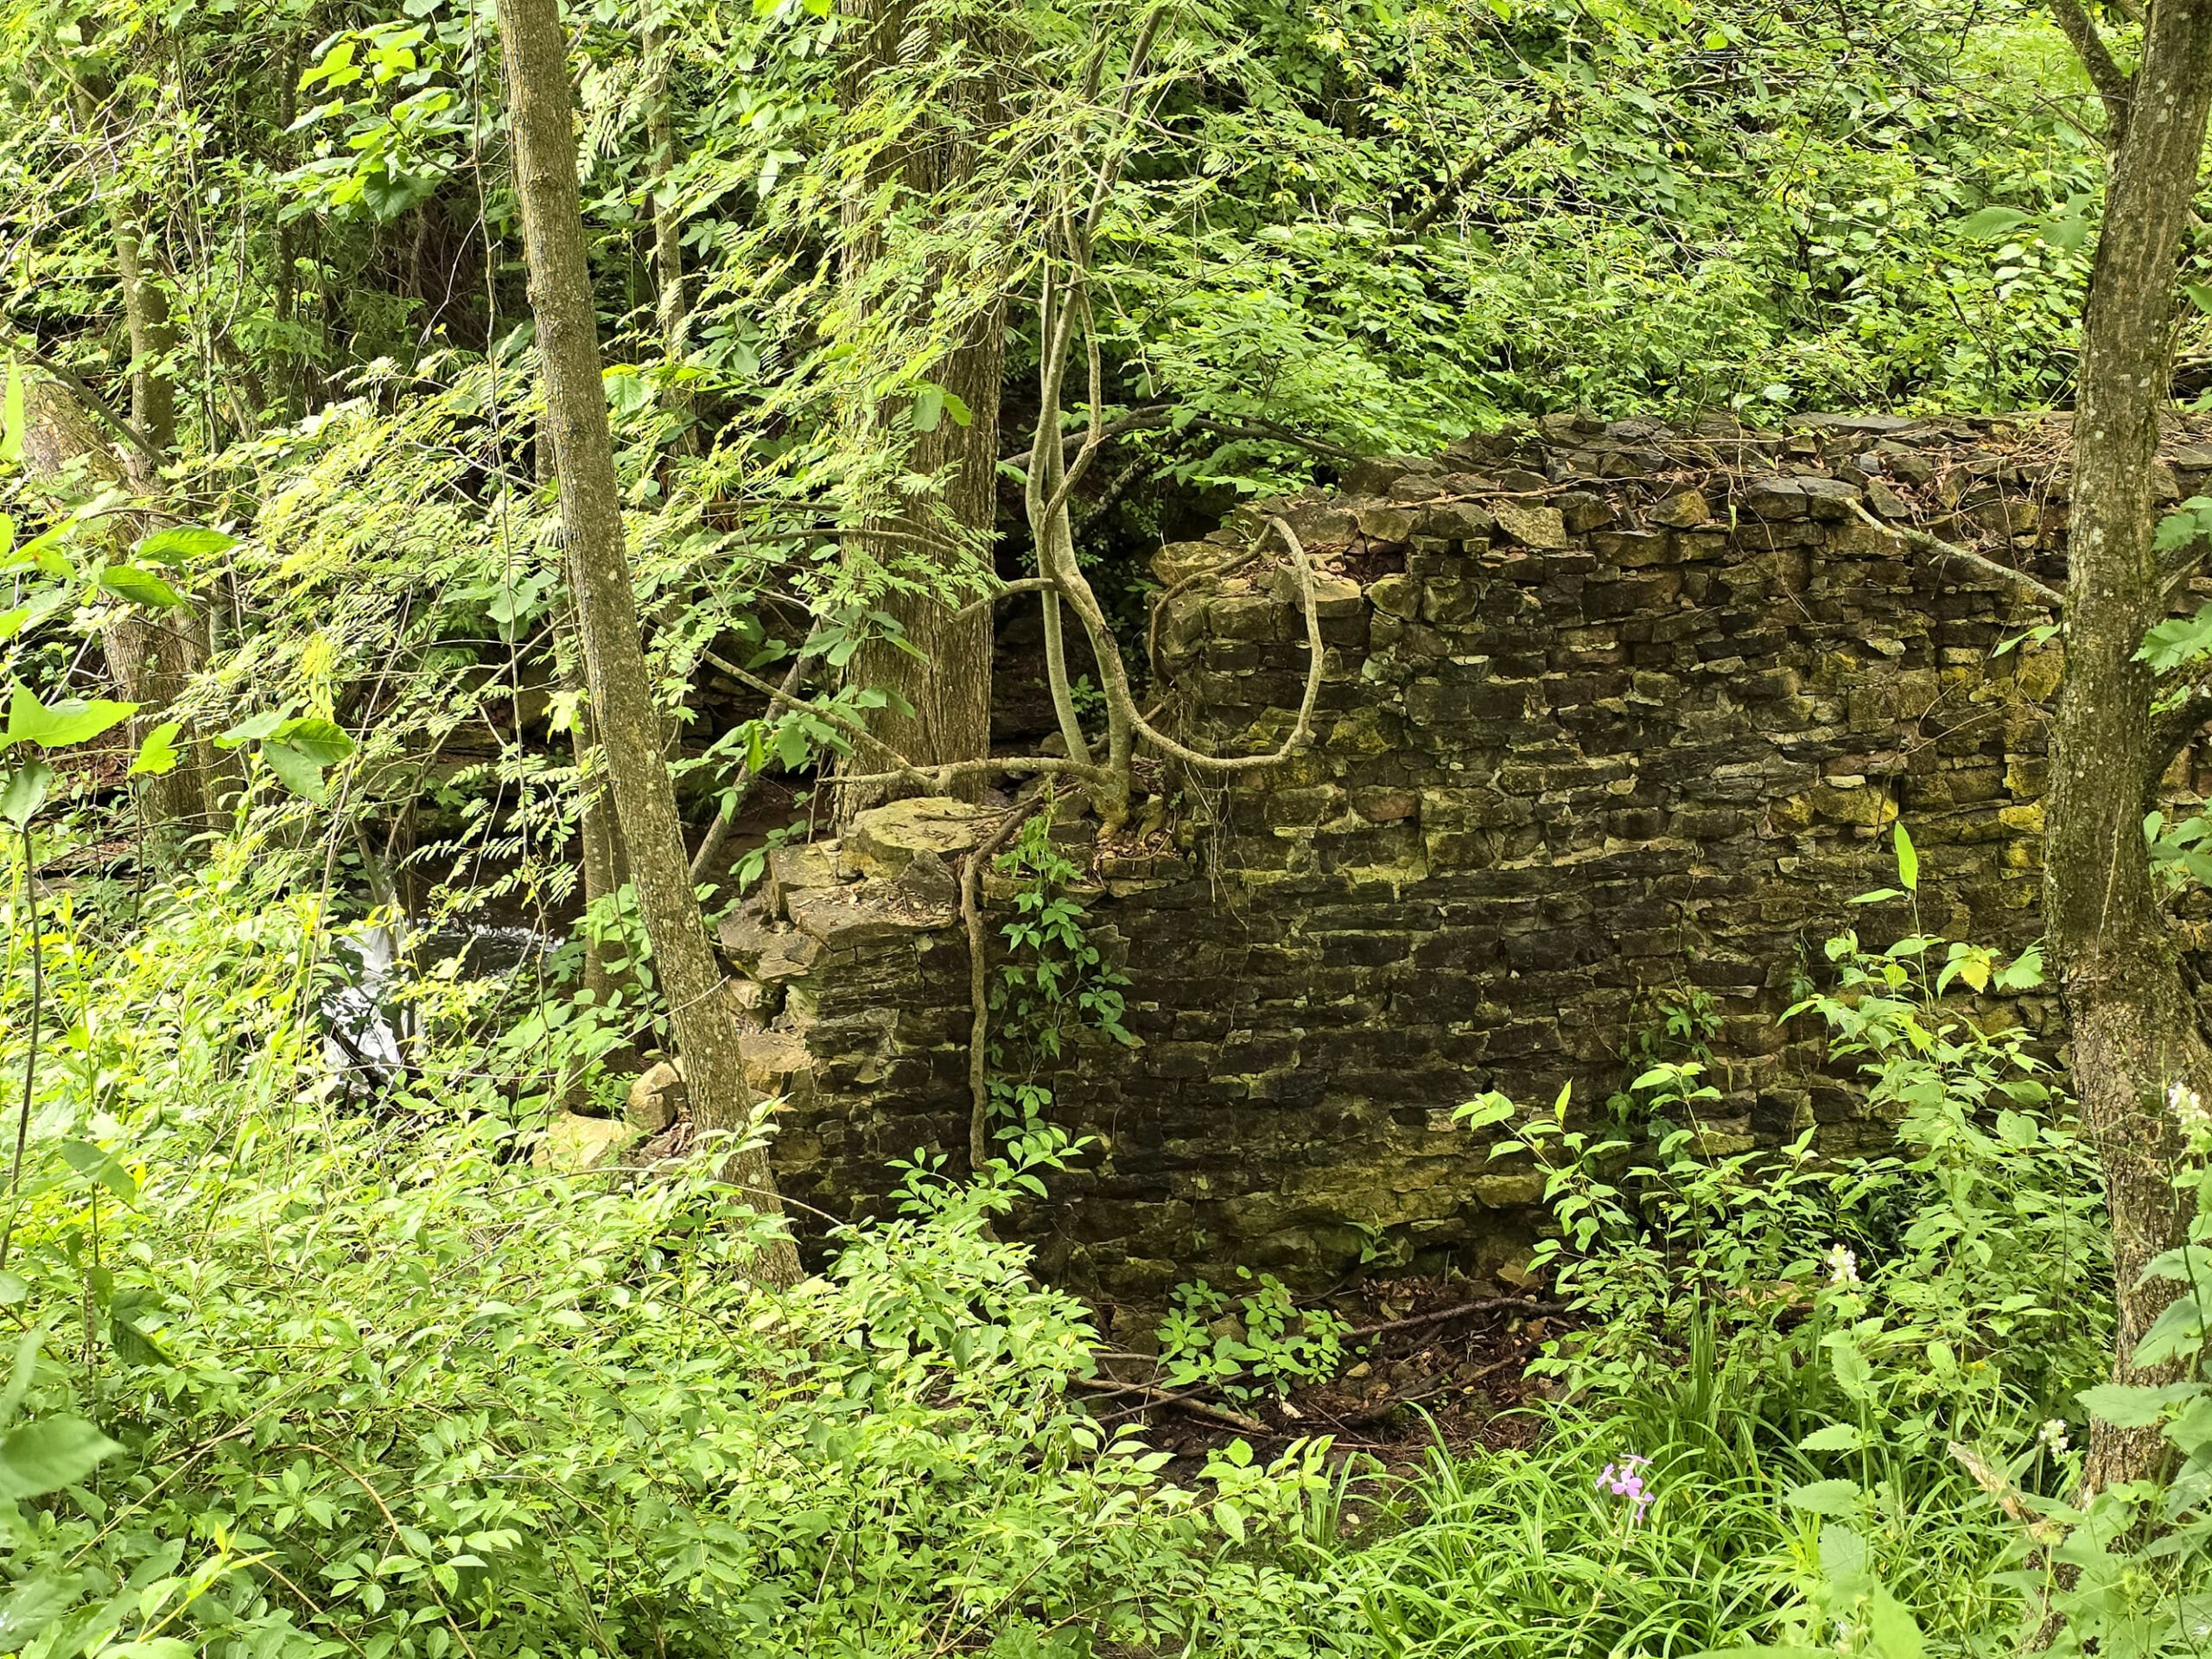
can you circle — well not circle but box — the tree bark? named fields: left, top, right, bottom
left=496, top=0, right=798, bottom=1285
left=643, top=21, right=696, bottom=453
left=2044, top=0, right=2212, bottom=1494
left=835, top=0, right=1005, bottom=814
left=18, top=378, right=215, bottom=849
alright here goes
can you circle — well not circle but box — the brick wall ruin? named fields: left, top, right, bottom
left=717, top=412, right=2212, bottom=1300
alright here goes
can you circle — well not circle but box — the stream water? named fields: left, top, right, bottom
left=321, top=921, right=556, bottom=1088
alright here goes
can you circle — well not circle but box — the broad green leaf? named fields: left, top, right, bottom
left=218, top=708, right=290, bottom=747
left=912, top=385, right=944, bottom=432
left=0, top=587, right=73, bottom=644
left=0, top=363, right=22, bottom=466
left=1783, top=1478, right=1862, bottom=1517
left=0, top=759, right=52, bottom=829
left=0, top=1416, right=124, bottom=1500
left=1892, top=822, right=1916, bottom=891
left=271, top=715, right=354, bottom=766
left=1866, top=1587, right=1926, bottom=1659
left=1827, top=1336, right=1873, bottom=1400
left=0, top=1569, right=83, bottom=1645
left=605, top=368, right=651, bottom=416
left=58, top=1140, right=138, bottom=1205
left=1958, top=206, right=2031, bottom=238
left=0, top=513, right=13, bottom=559
left=2129, top=1296, right=2209, bottom=1369
left=260, top=738, right=328, bottom=802
left=0, top=1272, right=24, bottom=1305
left=2077, top=1379, right=2202, bottom=1427
left=1, top=682, right=137, bottom=753
left=129, top=722, right=181, bottom=777
left=1796, top=1422, right=1864, bottom=1452
left=134, top=526, right=238, bottom=568
left=1818, top=1523, right=1872, bottom=1594
left=97, top=564, right=184, bottom=607
left=108, top=1318, right=168, bottom=1369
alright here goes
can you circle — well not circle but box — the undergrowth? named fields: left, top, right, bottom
left=2, top=824, right=2207, bottom=1659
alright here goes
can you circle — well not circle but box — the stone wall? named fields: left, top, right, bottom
left=721, top=413, right=2212, bottom=1300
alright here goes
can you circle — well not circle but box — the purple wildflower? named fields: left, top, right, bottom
left=1597, top=1454, right=1655, bottom=1525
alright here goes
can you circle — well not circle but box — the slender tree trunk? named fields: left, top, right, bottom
left=835, top=0, right=1005, bottom=814
left=643, top=21, right=696, bottom=452
left=68, top=61, right=222, bottom=849
left=2044, top=0, right=2212, bottom=1495
left=496, top=0, right=798, bottom=1285
left=20, top=378, right=214, bottom=851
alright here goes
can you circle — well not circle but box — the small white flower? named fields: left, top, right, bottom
left=2038, top=1418, right=2070, bottom=1455
left=1825, top=1243, right=1859, bottom=1287
left=2171, top=1080, right=2211, bottom=1130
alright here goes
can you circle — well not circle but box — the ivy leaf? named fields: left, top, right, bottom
left=0, top=1416, right=124, bottom=1500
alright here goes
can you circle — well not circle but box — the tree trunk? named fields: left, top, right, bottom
left=18, top=378, right=215, bottom=850
left=643, top=22, right=696, bottom=453
left=496, top=0, right=799, bottom=1286
left=835, top=0, right=1005, bottom=814
left=2044, top=0, right=2212, bottom=1495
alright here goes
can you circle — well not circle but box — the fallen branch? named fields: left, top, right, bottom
left=1345, top=1294, right=1561, bottom=1341
left=1067, top=1375, right=1271, bottom=1435
left=1848, top=501, right=2064, bottom=611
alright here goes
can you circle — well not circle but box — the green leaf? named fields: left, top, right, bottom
left=97, top=564, right=184, bottom=607
left=0, top=1570, right=85, bottom=1646
left=129, top=722, right=181, bottom=777
left=0, top=513, right=14, bottom=560
left=0, top=1416, right=124, bottom=1500
left=108, top=1318, right=168, bottom=1369
left=218, top=707, right=289, bottom=747
left=1797, top=1422, right=1865, bottom=1452
left=912, top=385, right=945, bottom=433
left=1866, top=1587, right=1926, bottom=1659
left=0, top=1271, right=25, bottom=1306
left=260, top=739, right=328, bottom=803
left=1850, top=888, right=1904, bottom=905
left=134, top=526, right=238, bottom=568
left=0, top=759, right=52, bottom=829
left=271, top=715, right=354, bottom=766
left=58, top=1140, right=138, bottom=1205
left=1958, top=206, right=2032, bottom=238
left=1818, top=1523, right=1872, bottom=1595
left=1783, top=1478, right=1863, bottom=1517
left=1827, top=1337, right=1874, bottom=1400
left=1892, top=822, right=1916, bottom=891
left=0, top=362, right=22, bottom=466
left=1, top=682, right=137, bottom=753
left=2076, top=1380, right=2200, bottom=1427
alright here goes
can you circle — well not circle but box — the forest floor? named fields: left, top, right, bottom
left=1092, top=1279, right=1563, bottom=1479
